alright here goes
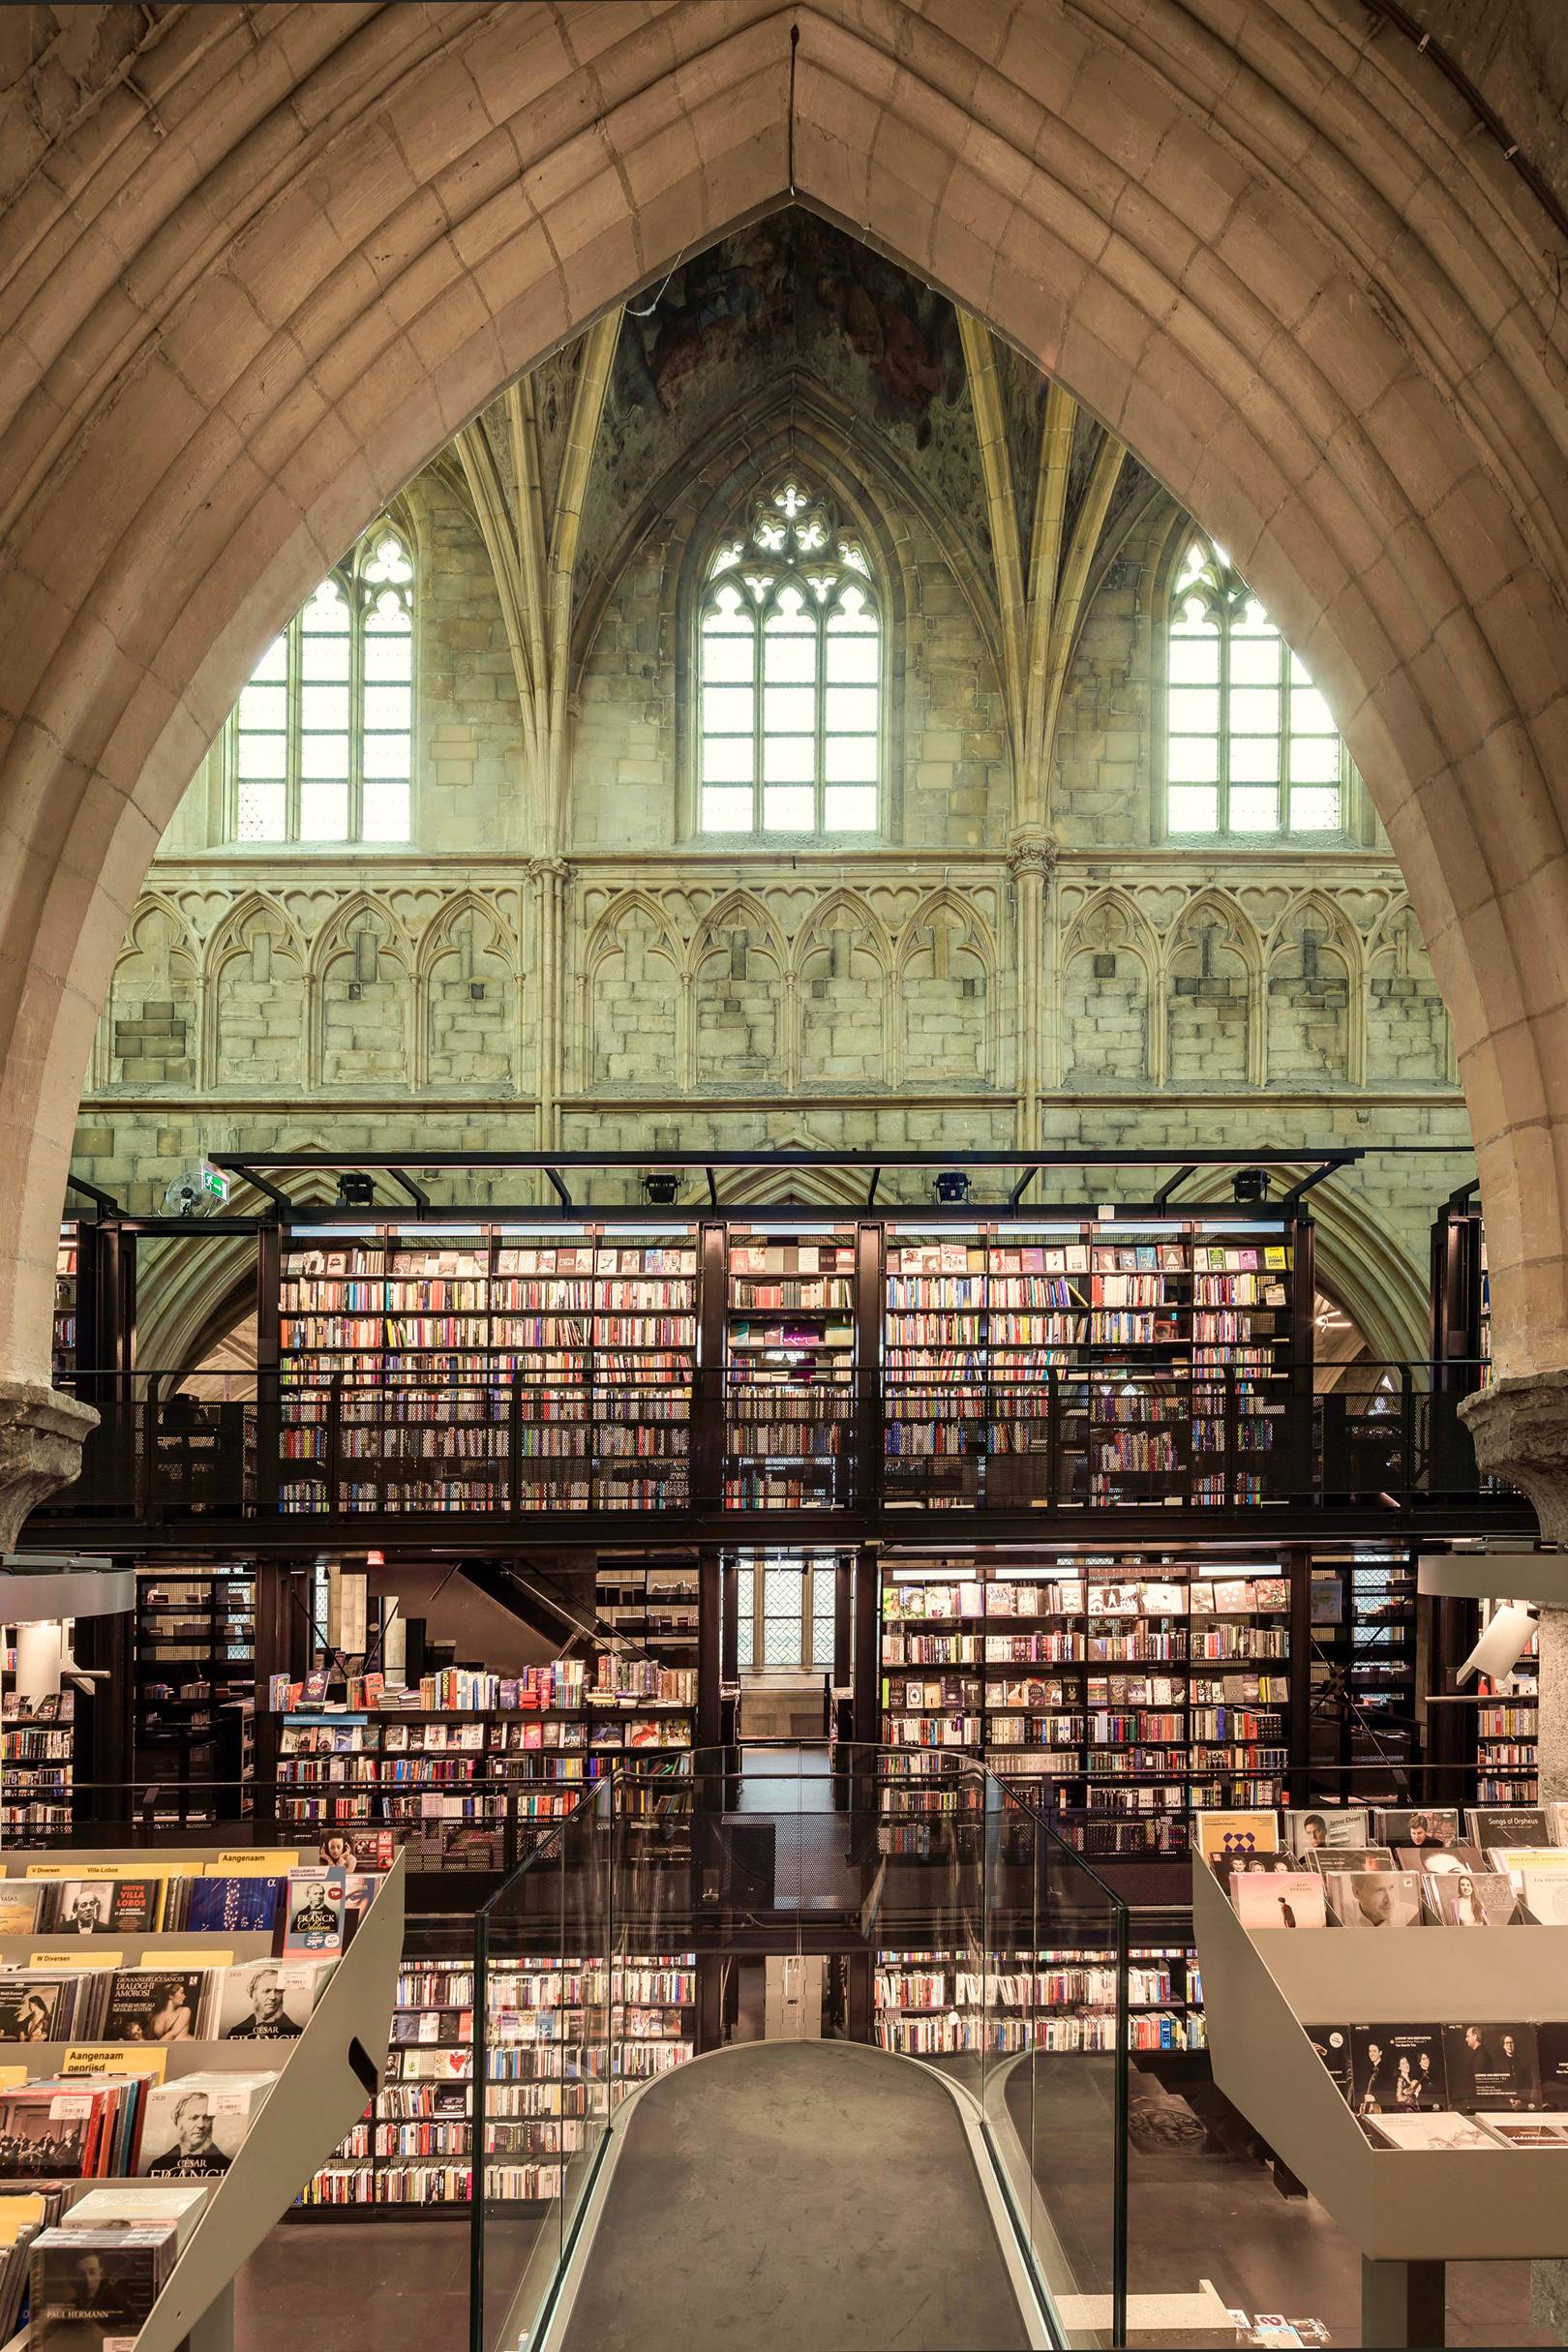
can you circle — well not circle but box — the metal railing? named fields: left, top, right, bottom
left=33, top=1361, right=1517, bottom=1531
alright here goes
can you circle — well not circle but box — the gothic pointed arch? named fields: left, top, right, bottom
left=582, top=890, right=683, bottom=1095
left=204, top=891, right=306, bottom=1092
left=1060, top=890, right=1160, bottom=1090
left=310, top=894, right=411, bottom=1092
left=691, top=890, right=788, bottom=1092
left=793, top=890, right=891, bottom=1091
left=106, top=899, right=198, bottom=1093
left=894, top=889, right=997, bottom=1087
left=415, top=893, right=518, bottom=1092
left=1164, top=891, right=1262, bottom=1092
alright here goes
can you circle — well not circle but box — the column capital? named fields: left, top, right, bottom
left=0, top=1382, right=98, bottom=1553
left=1006, top=829, right=1059, bottom=882
left=525, top=857, right=571, bottom=887
left=1461, top=1372, right=1568, bottom=1541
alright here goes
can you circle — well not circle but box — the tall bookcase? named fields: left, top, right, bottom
left=723, top=1222, right=859, bottom=1510
left=882, top=1216, right=1307, bottom=1511
left=302, top=1942, right=697, bottom=2213
left=0, top=1683, right=75, bottom=1842
left=52, top=1221, right=78, bottom=1382
left=879, top=1553, right=1292, bottom=1857
left=276, top=1224, right=696, bottom=1513
left=134, top=1565, right=256, bottom=1801
left=1306, top=1545, right=1417, bottom=1799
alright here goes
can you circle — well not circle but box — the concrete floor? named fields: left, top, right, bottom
left=560, top=2041, right=1030, bottom=2352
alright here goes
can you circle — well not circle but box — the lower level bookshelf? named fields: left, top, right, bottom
left=872, top=1944, right=1206, bottom=2056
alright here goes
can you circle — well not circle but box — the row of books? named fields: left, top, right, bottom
left=871, top=1944, right=1204, bottom=2057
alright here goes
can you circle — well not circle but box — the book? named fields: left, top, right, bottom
left=56, top=2182, right=211, bottom=2248
left=1419, top=1870, right=1519, bottom=1927
left=1305, top=2024, right=1351, bottom=2096
left=45, top=1881, right=163, bottom=1937
left=136, top=2072, right=277, bottom=2178
left=29, top=2223, right=178, bottom=2348
left=1282, top=1809, right=1368, bottom=1855
left=1372, top=1807, right=1462, bottom=1852
left=214, top=1958, right=335, bottom=2041
left=1351, top=2025, right=1445, bottom=2114
left=1230, top=1872, right=1326, bottom=1931
left=1465, top=1806, right=1553, bottom=1851
left=1193, top=1811, right=1278, bottom=1863
left=282, top=1867, right=346, bottom=1956
left=1443, top=2021, right=1540, bottom=2110
left=101, top=1971, right=209, bottom=2046
left=1323, top=1871, right=1422, bottom=1929
left=1366, top=2110, right=1503, bottom=2152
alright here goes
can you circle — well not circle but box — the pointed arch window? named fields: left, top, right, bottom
left=230, top=522, right=415, bottom=844
left=1164, top=535, right=1352, bottom=839
left=698, top=476, right=881, bottom=837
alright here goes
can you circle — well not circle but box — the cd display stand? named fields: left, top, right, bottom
left=1193, top=1854, right=1568, bottom=2345
left=0, top=1844, right=405, bottom=2352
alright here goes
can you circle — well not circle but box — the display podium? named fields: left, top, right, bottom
left=0, top=1845, right=405, bottom=2352
left=1193, top=1855, right=1568, bottom=2345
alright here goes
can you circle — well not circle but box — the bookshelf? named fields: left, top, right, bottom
left=872, top=1943, right=1205, bottom=2056
left=1474, top=1598, right=1538, bottom=1804
left=52, top=1221, right=78, bottom=1382
left=273, top=1666, right=695, bottom=1870
left=879, top=1554, right=1293, bottom=1857
left=723, top=1223, right=859, bottom=1510
left=594, top=1555, right=699, bottom=1672
left=277, top=1224, right=696, bottom=1514
left=135, top=1566, right=256, bottom=1802
left=882, top=1217, right=1305, bottom=1512
left=1307, top=1546, right=1417, bottom=1798
left=302, top=1945, right=696, bottom=2212
left=0, top=1684, right=75, bottom=1844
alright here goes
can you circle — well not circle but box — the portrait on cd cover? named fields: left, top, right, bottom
left=102, top=1970, right=204, bottom=2044
left=1282, top=1810, right=1368, bottom=1856
left=1373, top=1807, right=1461, bottom=1852
left=1324, top=1870, right=1422, bottom=1930
left=138, top=2081, right=265, bottom=2178
left=1443, top=2022, right=1540, bottom=2111
left=1422, top=1870, right=1520, bottom=1927
left=216, top=1961, right=323, bottom=2041
left=0, top=1977, right=66, bottom=2041
left=1396, top=1843, right=1484, bottom=1880
left=1350, top=2026, right=1444, bottom=2115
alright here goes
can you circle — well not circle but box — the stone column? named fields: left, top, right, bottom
left=1007, top=830, right=1057, bottom=1151
left=0, top=1383, right=99, bottom=1553
left=1459, top=1373, right=1568, bottom=2343
left=528, top=857, right=570, bottom=1161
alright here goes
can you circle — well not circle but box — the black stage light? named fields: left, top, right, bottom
left=337, top=1172, right=377, bottom=1209
left=1232, top=1167, right=1270, bottom=1204
left=643, top=1172, right=680, bottom=1205
left=934, top=1170, right=971, bottom=1204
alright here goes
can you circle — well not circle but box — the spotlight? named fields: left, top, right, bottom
left=643, top=1172, right=680, bottom=1205
left=337, top=1172, right=377, bottom=1209
left=934, top=1171, right=971, bottom=1205
left=1232, top=1167, right=1270, bottom=1204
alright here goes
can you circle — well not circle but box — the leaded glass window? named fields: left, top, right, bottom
left=1165, top=536, right=1349, bottom=839
left=232, top=523, right=414, bottom=844
left=699, top=477, right=880, bottom=837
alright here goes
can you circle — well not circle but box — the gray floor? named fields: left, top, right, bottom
left=559, top=2041, right=1030, bottom=2352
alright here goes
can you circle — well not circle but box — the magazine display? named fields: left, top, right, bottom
left=1322, top=1871, right=1423, bottom=1931
left=136, top=2072, right=277, bottom=2179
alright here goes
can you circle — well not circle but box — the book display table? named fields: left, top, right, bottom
left=1193, top=1855, right=1568, bottom=2345
left=0, top=1844, right=404, bottom=2352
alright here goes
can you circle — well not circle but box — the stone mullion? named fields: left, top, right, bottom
left=1008, top=834, right=1055, bottom=1148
